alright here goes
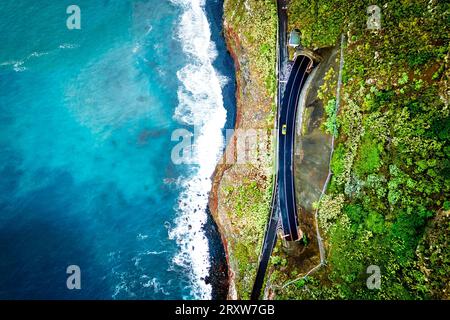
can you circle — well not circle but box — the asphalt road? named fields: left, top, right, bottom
left=250, top=0, right=288, bottom=300
left=250, top=184, right=280, bottom=300
left=251, top=54, right=314, bottom=300
left=277, top=0, right=289, bottom=92
left=278, top=55, right=312, bottom=241
left=251, top=0, right=315, bottom=300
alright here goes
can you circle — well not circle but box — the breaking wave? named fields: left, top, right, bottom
left=168, top=0, right=227, bottom=300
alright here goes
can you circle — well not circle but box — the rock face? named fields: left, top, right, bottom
left=208, top=1, right=276, bottom=300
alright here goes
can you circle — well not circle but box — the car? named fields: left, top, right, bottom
left=281, top=124, right=287, bottom=135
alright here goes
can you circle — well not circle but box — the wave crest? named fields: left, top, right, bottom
left=169, top=0, right=228, bottom=300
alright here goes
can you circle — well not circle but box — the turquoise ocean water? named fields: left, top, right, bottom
left=0, top=0, right=235, bottom=299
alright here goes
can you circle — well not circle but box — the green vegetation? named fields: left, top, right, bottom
left=288, top=0, right=366, bottom=48
left=221, top=0, right=278, bottom=300
left=318, top=67, right=339, bottom=137
left=222, top=176, right=273, bottom=299
left=224, top=0, right=277, bottom=96
left=354, top=134, right=382, bottom=177
left=272, top=0, right=450, bottom=299
left=220, top=0, right=448, bottom=300
left=324, top=98, right=338, bottom=137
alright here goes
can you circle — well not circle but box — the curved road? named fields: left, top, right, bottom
left=278, top=55, right=312, bottom=242
left=251, top=0, right=316, bottom=300
left=251, top=54, right=314, bottom=300
left=250, top=0, right=288, bottom=300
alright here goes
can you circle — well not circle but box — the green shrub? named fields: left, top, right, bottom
left=354, top=135, right=381, bottom=177
left=324, top=98, right=339, bottom=137
left=331, top=144, right=345, bottom=178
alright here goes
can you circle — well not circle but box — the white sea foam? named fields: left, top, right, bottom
left=137, top=233, right=149, bottom=240
left=13, top=61, right=26, bottom=72
left=0, top=44, right=77, bottom=72
left=142, top=277, right=170, bottom=296
left=132, top=43, right=141, bottom=54
left=168, top=0, right=228, bottom=300
left=59, top=43, right=79, bottom=49
left=0, top=60, right=26, bottom=72
left=143, top=250, right=168, bottom=255
left=145, top=25, right=153, bottom=36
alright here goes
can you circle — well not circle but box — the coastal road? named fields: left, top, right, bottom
left=251, top=0, right=316, bottom=299
left=251, top=0, right=289, bottom=300
left=250, top=182, right=280, bottom=300
left=251, top=54, right=314, bottom=300
left=277, top=0, right=289, bottom=90
left=278, top=55, right=313, bottom=242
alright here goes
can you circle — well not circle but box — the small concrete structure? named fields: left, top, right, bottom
left=288, top=29, right=301, bottom=48
left=294, top=48, right=322, bottom=64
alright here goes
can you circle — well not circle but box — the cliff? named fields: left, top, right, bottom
left=212, top=0, right=449, bottom=300
left=209, top=0, right=277, bottom=299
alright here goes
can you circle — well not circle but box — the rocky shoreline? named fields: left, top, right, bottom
left=208, top=22, right=242, bottom=300
left=208, top=0, right=277, bottom=299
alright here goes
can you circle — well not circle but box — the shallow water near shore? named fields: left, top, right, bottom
left=0, top=0, right=234, bottom=299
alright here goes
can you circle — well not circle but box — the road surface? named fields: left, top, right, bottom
left=250, top=0, right=288, bottom=300
left=278, top=55, right=313, bottom=241
left=251, top=0, right=315, bottom=300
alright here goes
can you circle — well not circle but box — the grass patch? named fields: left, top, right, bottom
left=354, top=134, right=382, bottom=177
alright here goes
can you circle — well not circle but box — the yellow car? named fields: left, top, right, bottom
left=281, top=124, right=287, bottom=135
